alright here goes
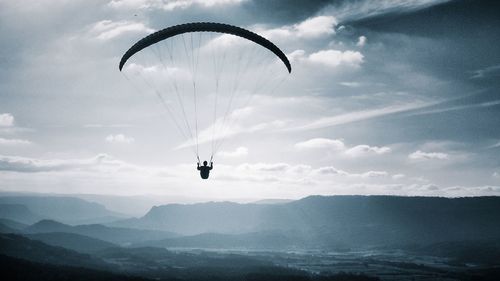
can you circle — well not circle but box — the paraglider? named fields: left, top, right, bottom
left=197, top=160, right=213, bottom=179
left=119, top=22, right=291, bottom=179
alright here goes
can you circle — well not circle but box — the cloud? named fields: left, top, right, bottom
left=345, top=145, right=391, bottom=157
left=423, top=184, right=439, bottom=191
left=308, top=50, right=364, bottom=68
left=295, top=138, right=391, bottom=158
left=84, top=124, right=133, bottom=128
left=2, top=0, right=498, bottom=199
left=0, top=154, right=125, bottom=173
left=361, top=171, right=389, bottom=178
left=309, top=49, right=364, bottom=68
left=328, top=0, right=452, bottom=22
left=259, top=16, right=337, bottom=40
left=294, top=138, right=345, bottom=150
left=286, top=164, right=313, bottom=175
left=177, top=119, right=286, bottom=149
left=214, top=162, right=317, bottom=185
left=339, top=81, right=361, bottom=87
left=313, top=166, right=349, bottom=176
left=217, top=146, right=248, bottom=158
left=493, top=171, right=500, bottom=178
left=0, top=113, right=14, bottom=127
left=105, top=134, right=135, bottom=144
left=312, top=166, right=389, bottom=178
left=418, top=140, right=464, bottom=152
left=235, top=162, right=390, bottom=180
left=294, top=16, right=337, bottom=38
left=489, top=141, right=500, bottom=149
left=108, top=0, right=151, bottom=9
left=89, top=20, right=154, bottom=40
left=356, top=35, right=367, bottom=47
left=470, top=64, right=500, bottom=79
left=410, top=99, right=500, bottom=116
left=238, top=162, right=291, bottom=172
left=287, top=49, right=306, bottom=62
left=288, top=49, right=364, bottom=68
left=437, top=185, right=500, bottom=196
left=0, top=138, right=32, bottom=146
left=392, top=174, right=405, bottom=180
left=202, top=33, right=249, bottom=50
left=123, top=63, right=190, bottom=82
left=176, top=106, right=287, bottom=149
left=408, top=150, right=448, bottom=160
left=108, top=0, right=245, bottom=11
left=291, top=101, right=433, bottom=131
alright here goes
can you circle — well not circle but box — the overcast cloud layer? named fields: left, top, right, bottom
left=1, top=0, right=500, bottom=201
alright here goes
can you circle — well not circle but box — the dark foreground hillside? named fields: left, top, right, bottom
left=0, top=233, right=381, bottom=281
left=0, top=254, right=148, bottom=281
left=0, top=252, right=382, bottom=281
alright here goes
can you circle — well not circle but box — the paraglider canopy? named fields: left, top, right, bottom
left=119, top=22, right=291, bottom=73
left=119, top=22, right=291, bottom=162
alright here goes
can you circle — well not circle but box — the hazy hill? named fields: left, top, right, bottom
left=115, top=196, right=500, bottom=247
left=0, top=233, right=109, bottom=270
left=25, top=232, right=117, bottom=254
left=0, top=196, right=127, bottom=224
left=0, top=222, right=17, bottom=234
left=25, top=219, right=69, bottom=232
left=0, top=191, right=202, bottom=217
left=136, top=231, right=301, bottom=249
left=112, top=201, right=270, bottom=234
left=74, top=193, right=172, bottom=217
left=278, top=196, right=500, bottom=245
left=0, top=203, right=41, bottom=224
left=25, top=219, right=178, bottom=245
left=0, top=218, right=28, bottom=230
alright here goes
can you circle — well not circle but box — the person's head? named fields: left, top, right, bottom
left=203, top=161, right=208, bottom=166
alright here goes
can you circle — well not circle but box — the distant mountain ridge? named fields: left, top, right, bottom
left=113, top=196, right=500, bottom=247
left=0, top=218, right=28, bottom=230
left=25, top=232, right=117, bottom=254
left=25, top=219, right=177, bottom=245
left=0, top=204, right=41, bottom=224
left=112, top=201, right=270, bottom=234
left=0, top=196, right=127, bottom=224
left=136, top=231, right=301, bottom=249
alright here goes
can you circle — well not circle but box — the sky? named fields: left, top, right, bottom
left=1, top=0, right=500, bottom=201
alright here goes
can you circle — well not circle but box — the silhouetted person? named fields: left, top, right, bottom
left=197, top=160, right=213, bottom=179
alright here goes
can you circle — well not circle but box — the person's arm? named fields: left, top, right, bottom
left=210, top=162, right=213, bottom=170
left=197, top=162, right=200, bottom=170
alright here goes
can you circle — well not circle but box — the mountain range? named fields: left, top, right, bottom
left=113, top=195, right=500, bottom=248
left=2, top=194, right=500, bottom=250
left=1, top=193, right=500, bottom=280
